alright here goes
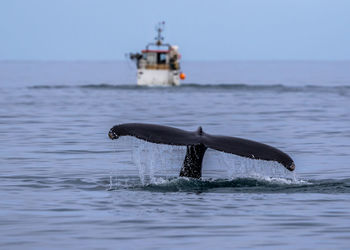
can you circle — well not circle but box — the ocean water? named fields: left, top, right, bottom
left=1, top=61, right=350, bottom=249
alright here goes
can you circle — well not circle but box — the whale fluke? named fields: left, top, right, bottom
left=109, top=123, right=295, bottom=178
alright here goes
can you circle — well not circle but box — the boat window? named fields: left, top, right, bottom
left=145, top=53, right=157, bottom=65
left=157, top=53, right=167, bottom=64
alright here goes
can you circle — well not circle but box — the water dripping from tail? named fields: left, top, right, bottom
left=110, top=137, right=302, bottom=188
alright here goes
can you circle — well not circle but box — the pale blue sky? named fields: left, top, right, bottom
left=1, top=0, right=350, bottom=60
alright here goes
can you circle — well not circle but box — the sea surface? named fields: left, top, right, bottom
left=1, top=61, right=350, bottom=249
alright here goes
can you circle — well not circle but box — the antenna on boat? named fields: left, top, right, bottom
left=155, top=21, right=165, bottom=46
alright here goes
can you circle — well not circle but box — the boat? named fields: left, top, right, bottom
left=129, top=22, right=186, bottom=86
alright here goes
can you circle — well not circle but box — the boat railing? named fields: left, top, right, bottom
left=144, top=64, right=170, bottom=70
left=145, top=43, right=171, bottom=51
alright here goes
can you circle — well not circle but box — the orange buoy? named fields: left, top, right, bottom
left=180, top=72, right=186, bottom=80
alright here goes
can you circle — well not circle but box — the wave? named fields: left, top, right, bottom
left=2, top=173, right=349, bottom=193
left=108, top=177, right=350, bottom=194
left=28, top=83, right=350, bottom=93
left=110, top=175, right=350, bottom=194
left=4, top=174, right=350, bottom=194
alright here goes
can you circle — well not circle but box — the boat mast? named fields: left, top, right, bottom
left=155, top=21, right=165, bottom=46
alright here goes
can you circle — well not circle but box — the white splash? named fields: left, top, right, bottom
left=112, top=137, right=302, bottom=185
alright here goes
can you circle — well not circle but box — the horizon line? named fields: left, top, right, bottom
left=1, top=59, right=350, bottom=63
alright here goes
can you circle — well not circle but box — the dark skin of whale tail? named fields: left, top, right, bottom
left=108, top=123, right=295, bottom=178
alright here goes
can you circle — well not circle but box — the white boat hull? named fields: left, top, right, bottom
left=137, top=69, right=180, bottom=86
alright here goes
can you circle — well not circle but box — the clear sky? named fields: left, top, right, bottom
left=1, top=0, right=350, bottom=61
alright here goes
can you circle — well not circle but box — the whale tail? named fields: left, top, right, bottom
left=109, top=123, right=295, bottom=178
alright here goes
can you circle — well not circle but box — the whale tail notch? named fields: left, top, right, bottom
left=109, top=123, right=295, bottom=178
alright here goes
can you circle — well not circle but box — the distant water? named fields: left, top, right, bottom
left=1, top=61, right=350, bottom=249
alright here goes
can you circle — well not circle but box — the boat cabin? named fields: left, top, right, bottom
left=140, top=47, right=179, bottom=70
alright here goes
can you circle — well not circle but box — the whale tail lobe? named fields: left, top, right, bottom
left=109, top=123, right=295, bottom=178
